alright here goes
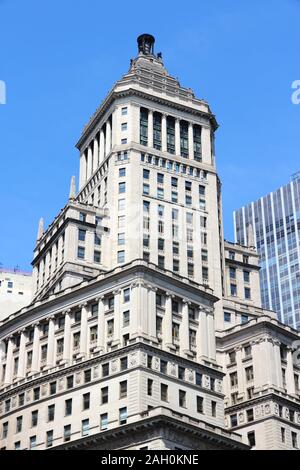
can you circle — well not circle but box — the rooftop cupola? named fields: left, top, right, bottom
left=137, top=34, right=155, bottom=56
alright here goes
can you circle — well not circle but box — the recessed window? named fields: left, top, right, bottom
left=101, top=386, right=109, bottom=404
left=48, top=405, right=55, bottom=422
left=120, top=380, right=127, bottom=399
left=179, top=390, right=186, bottom=408
left=94, top=250, right=101, bottom=263
left=29, top=436, right=37, bottom=449
left=117, top=250, right=125, bottom=264
left=65, top=399, right=72, bottom=416
left=100, top=413, right=108, bottom=430
left=67, top=375, right=74, bottom=389
left=118, top=199, right=125, bottom=211
left=123, top=310, right=130, bottom=327
left=79, top=212, right=86, bottom=222
left=120, top=356, right=128, bottom=371
left=157, top=173, right=164, bottom=184
left=64, top=425, right=71, bottom=442
left=224, top=312, right=231, bottom=323
left=197, top=396, right=204, bottom=413
left=241, top=314, right=249, bottom=324
left=244, top=288, right=251, bottom=300
left=83, top=393, right=90, bottom=410
left=248, top=431, right=256, bottom=447
left=121, top=138, right=127, bottom=145
left=119, top=182, right=126, bottom=194
left=143, top=183, right=150, bottom=195
left=147, top=379, right=153, bottom=396
left=118, top=232, right=125, bottom=245
left=81, top=419, right=89, bottom=437
left=230, top=284, right=237, bottom=296
left=121, top=107, right=128, bottom=116
left=211, top=401, right=217, bottom=417
left=49, top=382, right=57, bottom=395
left=121, top=122, right=127, bottom=131
left=119, top=407, right=127, bottom=425
left=157, top=187, right=164, bottom=199
left=77, top=246, right=85, bottom=259
left=78, top=229, right=86, bottom=242
left=161, top=384, right=168, bottom=402
left=102, top=363, right=109, bottom=377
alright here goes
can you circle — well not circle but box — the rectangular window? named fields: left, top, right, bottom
left=157, top=173, right=164, bottom=184
left=2, top=422, right=8, bottom=439
left=94, top=250, right=101, bottom=263
left=246, top=408, right=254, bottom=422
left=33, top=387, right=40, bottom=401
left=83, top=393, right=90, bottom=410
left=171, top=177, right=178, bottom=188
left=102, top=363, right=109, bottom=377
left=84, top=369, right=91, bottom=383
left=171, top=191, right=178, bottom=203
left=158, top=255, right=165, bottom=269
left=230, top=372, right=238, bottom=387
left=117, top=250, right=125, bottom=263
left=118, top=198, right=125, bottom=211
left=173, top=241, right=179, bottom=255
left=49, top=381, right=57, bottom=395
left=16, top=416, right=23, bottom=433
left=166, top=116, right=175, bottom=154
left=81, top=419, right=89, bottom=437
left=230, top=284, right=237, bottom=296
left=161, top=384, right=168, bottom=402
left=157, top=187, right=164, bottom=199
left=119, top=407, right=127, bottom=425
left=67, top=375, right=74, bottom=389
left=118, top=215, right=125, bottom=228
left=244, top=287, right=251, bottom=300
left=211, top=401, right=217, bottom=417
left=153, top=112, right=162, bottom=150
left=123, top=310, right=130, bottom=327
left=100, top=413, right=108, bottom=431
left=118, top=232, right=125, bottom=245
left=101, top=386, right=109, bottom=404
left=143, top=183, right=150, bottom=195
left=140, top=108, right=148, bottom=146
left=31, top=410, right=38, bottom=427
left=248, top=431, right=256, bottom=447
left=121, top=138, right=127, bottom=145
left=180, top=121, right=189, bottom=157
left=48, top=404, right=55, bottom=422
left=120, top=356, right=128, bottom=371
left=121, top=122, right=127, bottom=131
left=64, top=425, right=71, bottom=442
left=121, top=107, right=128, bottom=115
left=230, top=414, right=237, bottom=427
left=224, top=312, right=231, bottom=323
left=77, top=246, right=85, bottom=259
left=147, top=379, right=153, bottom=396
left=197, top=396, right=204, bottom=413
left=123, top=288, right=130, bottom=302
left=245, top=366, right=254, bottom=382
left=119, top=182, right=126, bottom=194
left=30, top=436, right=37, bottom=449
left=46, top=430, right=53, bottom=448
left=193, top=125, right=202, bottom=160
left=120, top=380, right=127, bottom=399
left=179, top=390, right=186, bottom=408
left=65, top=399, right=72, bottom=416
left=107, top=319, right=114, bottom=336
left=78, top=229, right=86, bottom=242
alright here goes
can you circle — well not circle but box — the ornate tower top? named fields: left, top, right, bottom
left=137, top=34, right=155, bottom=55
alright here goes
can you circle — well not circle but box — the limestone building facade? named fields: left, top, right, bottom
left=0, top=34, right=299, bottom=451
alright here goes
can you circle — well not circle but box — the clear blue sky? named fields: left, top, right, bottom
left=0, top=0, right=299, bottom=271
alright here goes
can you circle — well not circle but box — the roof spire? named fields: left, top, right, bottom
left=69, top=175, right=76, bottom=200
left=37, top=217, right=44, bottom=242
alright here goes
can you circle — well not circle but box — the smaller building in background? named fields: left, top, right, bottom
left=234, top=172, right=300, bottom=330
left=0, top=268, right=33, bottom=321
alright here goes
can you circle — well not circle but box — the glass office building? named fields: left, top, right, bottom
left=234, top=172, right=300, bottom=329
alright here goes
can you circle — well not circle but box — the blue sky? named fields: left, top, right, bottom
left=0, top=0, right=299, bottom=271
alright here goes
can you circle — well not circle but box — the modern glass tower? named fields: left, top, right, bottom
left=234, top=172, right=300, bottom=329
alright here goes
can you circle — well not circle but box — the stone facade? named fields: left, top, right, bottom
left=0, top=34, right=299, bottom=451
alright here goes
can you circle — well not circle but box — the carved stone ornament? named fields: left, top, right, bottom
left=153, top=357, right=160, bottom=371
left=26, top=390, right=31, bottom=401
left=93, top=365, right=99, bottom=379
left=12, top=396, right=17, bottom=407
left=284, top=408, right=290, bottom=419
left=129, top=353, right=137, bottom=367
left=141, top=352, right=147, bottom=366
left=187, top=369, right=194, bottom=382
left=265, top=403, right=271, bottom=415
left=170, top=362, right=177, bottom=376
left=215, top=380, right=223, bottom=393
left=58, top=378, right=64, bottom=390
left=238, top=412, right=245, bottom=423
left=75, top=371, right=82, bottom=385
left=274, top=403, right=279, bottom=415
left=255, top=405, right=262, bottom=417
left=202, top=375, right=210, bottom=389
left=41, top=384, right=48, bottom=396
left=111, top=359, right=118, bottom=373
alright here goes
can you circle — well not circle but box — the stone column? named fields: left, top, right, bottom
left=62, top=310, right=71, bottom=364
left=31, top=323, right=41, bottom=374
left=163, top=294, right=173, bottom=349
left=188, top=122, right=193, bottom=159
left=198, top=307, right=208, bottom=360
left=93, top=136, right=99, bottom=174
left=3, top=337, right=14, bottom=385
left=175, top=118, right=181, bottom=155
left=112, top=289, right=121, bottom=346
left=0, top=340, right=6, bottom=385
left=79, top=153, right=87, bottom=189
left=105, top=120, right=111, bottom=156
left=130, top=282, right=140, bottom=338
left=87, top=145, right=93, bottom=180
left=207, top=310, right=216, bottom=360
left=96, top=296, right=105, bottom=353
left=147, top=286, right=157, bottom=341
left=235, top=346, right=245, bottom=394
left=181, top=300, right=190, bottom=355
left=148, top=110, right=153, bottom=148
left=46, top=316, right=55, bottom=369
left=251, top=340, right=262, bottom=389
left=286, top=347, right=296, bottom=395
left=273, top=339, right=283, bottom=389
left=161, top=114, right=167, bottom=152
left=99, top=128, right=105, bottom=163
left=17, top=330, right=27, bottom=379
left=79, top=303, right=89, bottom=358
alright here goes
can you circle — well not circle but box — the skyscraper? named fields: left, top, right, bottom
left=234, top=172, right=300, bottom=330
left=0, top=35, right=300, bottom=451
